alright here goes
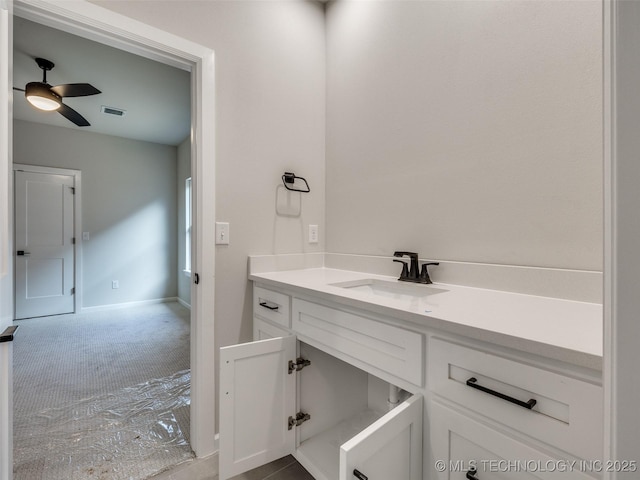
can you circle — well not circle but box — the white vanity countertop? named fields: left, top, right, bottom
left=249, top=268, right=603, bottom=369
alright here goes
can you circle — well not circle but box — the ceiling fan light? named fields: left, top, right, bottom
left=26, top=95, right=60, bottom=111
left=25, top=82, right=61, bottom=111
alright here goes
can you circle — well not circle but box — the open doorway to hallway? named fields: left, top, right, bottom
left=11, top=15, right=194, bottom=479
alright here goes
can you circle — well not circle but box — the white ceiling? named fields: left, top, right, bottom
left=12, top=16, right=191, bottom=146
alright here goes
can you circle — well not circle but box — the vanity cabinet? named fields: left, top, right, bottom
left=224, top=280, right=603, bottom=480
left=219, top=287, right=423, bottom=480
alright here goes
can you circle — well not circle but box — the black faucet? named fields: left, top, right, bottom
left=393, top=251, right=420, bottom=281
left=393, top=251, right=439, bottom=284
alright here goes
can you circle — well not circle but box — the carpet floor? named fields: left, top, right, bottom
left=12, top=302, right=193, bottom=480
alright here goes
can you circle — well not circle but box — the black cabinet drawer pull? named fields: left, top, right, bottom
left=353, top=469, right=368, bottom=480
left=466, top=377, right=537, bottom=410
left=259, top=301, right=279, bottom=311
left=466, top=467, right=479, bottom=479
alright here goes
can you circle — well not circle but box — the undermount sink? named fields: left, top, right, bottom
left=330, top=278, right=447, bottom=302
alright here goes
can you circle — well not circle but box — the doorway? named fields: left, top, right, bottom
left=11, top=15, right=197, bottom=477
left=2, top=2, right=217, bottom=476
left=13, top=165, right=80, bottom=320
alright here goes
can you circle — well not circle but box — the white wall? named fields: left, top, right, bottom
left=13, top=120, right=178, bottom=309
left=177, top=137, right=191, bottom=307
left=92, top=0, right=327, bottom=349
left=325, top=0, right=603, bottom=272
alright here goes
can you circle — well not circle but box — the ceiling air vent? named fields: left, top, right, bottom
left=100, top=105, right=127, bottom=117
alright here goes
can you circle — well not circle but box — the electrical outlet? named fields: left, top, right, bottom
left=309, top=225, right=319, bottom=244
left=112, top=280, right=119, bottom=289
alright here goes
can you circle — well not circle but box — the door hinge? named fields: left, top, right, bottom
left=70, top=187, right=75, bottom=194
left=288, top=411, right=310, bottom=430
left=288, top=357, right=311, bottom=374
left=71, top=287, right=75, bottom=295
left=72, top=237, right=76, bottom=244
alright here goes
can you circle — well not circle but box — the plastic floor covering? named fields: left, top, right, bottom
left=13, top=369, right=194, bottom=480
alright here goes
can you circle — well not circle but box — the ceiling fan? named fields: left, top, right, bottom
left=13, top=57, right=101, bottom=127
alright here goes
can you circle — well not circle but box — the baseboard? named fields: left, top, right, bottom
left=177, top=297, right=191, bottom=310
left=80, top=297, right=180, bottom=313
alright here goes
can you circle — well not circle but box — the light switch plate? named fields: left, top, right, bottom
left=82, top=232, right=90, bottom=240
left=216, top=222, right=230, bottom=245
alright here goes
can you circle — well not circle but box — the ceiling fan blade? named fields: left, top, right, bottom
left=50, top=83, right=101, bottom=98
left=13, top=87, right=25, bottom=92
left=58, top=103, right=91, bottom=127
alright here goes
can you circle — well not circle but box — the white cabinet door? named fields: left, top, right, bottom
left=219, top=336, right=296, bottom=480
left=339, top=394, right=423, bottom=480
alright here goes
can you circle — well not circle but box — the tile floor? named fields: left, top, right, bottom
left=149, top=454, right=315, bottom=480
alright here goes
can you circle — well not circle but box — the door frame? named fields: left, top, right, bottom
left=9, top=0, right=217, bottom=460
left=13, top=163, right=82, bottom=317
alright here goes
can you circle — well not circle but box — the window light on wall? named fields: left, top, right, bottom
left=185, top=177, right=192, bottom=275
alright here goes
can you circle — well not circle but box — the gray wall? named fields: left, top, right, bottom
left=325, top=0, right=603, bottom=272
left=13, top=119, right=178, bottom=309
left=93, top=0, right=327, bottom=350
left=177, top=137, right=191, bottom=307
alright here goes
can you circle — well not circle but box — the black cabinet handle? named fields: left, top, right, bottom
left=353, top=469, right=368, bottom=480
left=466, top=467, right=479, bottom=480
left=259, top=301, right=279, bottom=311
left=466, top=377, right=536, bottom=410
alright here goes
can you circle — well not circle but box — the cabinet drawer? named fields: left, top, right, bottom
left=292, top=298, right=423, bottom=386
left=253, top=285, right=291, bottom=328
left=253, top=317, right=292, bottom=341
left=429, top=338, right=603, bottom=460
left=431, top=402, right=596, bottom=480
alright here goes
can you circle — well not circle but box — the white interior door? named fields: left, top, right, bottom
left=219, top=336, right=296, bottom=480
left=340, top=394, right=423, bottom=480
left=14, top=170, right=75, bottom=319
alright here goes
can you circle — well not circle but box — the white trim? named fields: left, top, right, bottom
left=603, top=0, right=614, bottom=475
left=12, top=0, right=217, bottom=459
left=0, top=4, right=12, bottom=479
left=13, top=163, right=82, bottom=316
left=81, top=296, right=180, bottom=314
left=177, top=297, right=191, bottom=311
left=12, top=0, right=210, bottom=69
left=0, top=0, right=10, bottom=281
left=190, top=45, right=217, bottom=459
